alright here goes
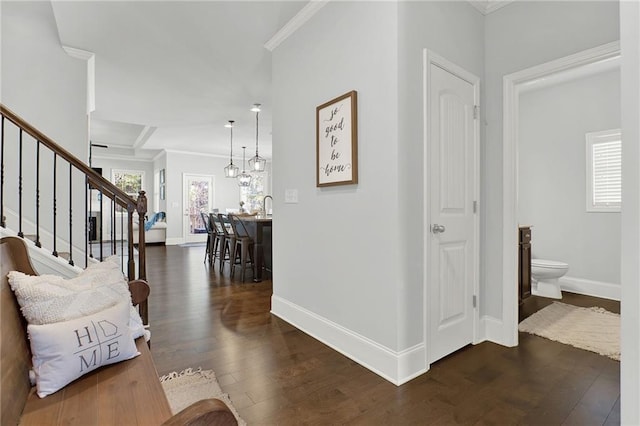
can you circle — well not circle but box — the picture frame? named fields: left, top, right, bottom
left=159, top=168, right=165, bottom=184
left=316, top=90, right=358, bottom=187
left=160, top=185, right=166, bottom=201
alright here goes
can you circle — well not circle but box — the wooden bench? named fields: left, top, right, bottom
left=1, top=236, right=236, bottom=426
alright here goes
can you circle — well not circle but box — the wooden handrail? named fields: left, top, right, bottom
left=0, top=104, right=135, bottom=209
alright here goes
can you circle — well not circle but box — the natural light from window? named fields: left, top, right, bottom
left=586, top=129, right=621, bottom=212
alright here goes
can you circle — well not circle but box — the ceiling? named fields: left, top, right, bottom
left=51, top=1, right=513, bottom=162
left=51, top=1, right=309, bottom=161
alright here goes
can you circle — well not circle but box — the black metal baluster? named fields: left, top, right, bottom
left=18, top=129, right=23, bottom=238
left=85, top=176, right=89, bottom=268
left=120, top=202, right=124, bottom=271
left=111, top=198, right=116, bottom=255
left=52, top=153, right=58, bottom=257
left=68, top=163, right=74, bottom=266
left=35, top=141, right=41, bottom=247
left=99, top=185, right=104, bottom=261
left=1, top=116, right=5, bottom=228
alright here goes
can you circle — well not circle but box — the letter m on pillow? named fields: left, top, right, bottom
left=74, top=319, right=122, bottom=373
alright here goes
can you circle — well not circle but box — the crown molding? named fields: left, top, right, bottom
left=164, top=149, right=230, bottom=160
left=468, top=0, right=514, bottom=15
left=264, top=0, right=330, bottom=52
left=62, top=45, right=94, bottom=61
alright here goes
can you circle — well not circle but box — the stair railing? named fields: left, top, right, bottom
left=0, top=104, right=147, bottom=281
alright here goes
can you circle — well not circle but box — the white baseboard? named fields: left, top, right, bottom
left=560, top=276, right=620, bottom=301
left=271, top=295, right=427, bottom=386
left=165, top=237, right=184, bottom=246
left=480, top=315, right=506, bottom=345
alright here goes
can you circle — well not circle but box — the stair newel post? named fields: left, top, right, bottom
left=127, top=203, right=135, bottom=280
left=52, top=153, right=58, bottom=257
left=136, top=191, right=147, bottom=281
left=68, top=163, right=74, bottom=266
left=18, top=129, right=23, bottom=238
left=1, top=115, right=5, bottom=228
left=35, top=141, right=41, bottom=248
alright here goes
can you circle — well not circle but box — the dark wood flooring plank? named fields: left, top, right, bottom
left=146, top=245, right=620, bottom=425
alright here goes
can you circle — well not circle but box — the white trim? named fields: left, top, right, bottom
left=165, top=237, right=184, bottom=246
left=164, top=149, right=231, bottom=160
left=467, top=0, right=514, bottom=15
left=480, top=315, right=504, bottom=344
left=502, top=41, right=621, bottom=348
left=559, top=276, right=620, bottom=301
left=423, top=49, right=481, bottom=363
left=132, top=126, right=157, bottom=150
left=93, top=153, right=155, bottom=163
left=271, top=295, right=426, bottom=385
left=264, top=0, right=330, bottom=52
left=62, top=46, right=95, bottom=114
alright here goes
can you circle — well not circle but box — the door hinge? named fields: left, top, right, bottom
left=473, top=105, right=479, bottom=120
left=473, top=200, right=478, bottom=213
left=473, top=295, right=477, bottom=308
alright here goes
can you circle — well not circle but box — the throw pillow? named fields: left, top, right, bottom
left=28, top=300, right=139, bottom=397
left=8, top=256, right=147, bottom=340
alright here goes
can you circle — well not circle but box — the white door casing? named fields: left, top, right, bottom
left=424, top=50, right=480, bottom=364
left=182, top=174, right=214, bottom=243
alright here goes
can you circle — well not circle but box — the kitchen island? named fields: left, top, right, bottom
left=238, top=215, right=272, bottom=282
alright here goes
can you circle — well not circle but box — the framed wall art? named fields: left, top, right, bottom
left=316, top=90, right=358, bottom=187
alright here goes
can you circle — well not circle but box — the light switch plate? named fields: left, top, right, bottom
left=284, top=189, right=298, bottom=203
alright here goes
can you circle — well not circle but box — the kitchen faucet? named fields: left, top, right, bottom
left=263, top=195, right=273, bottom=215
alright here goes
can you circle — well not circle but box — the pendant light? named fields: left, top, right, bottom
left=237, top=146, right=252, bottom=187
left=248, top=103, right=266, bottom=172
left=224, top=120, right=239, bottom=178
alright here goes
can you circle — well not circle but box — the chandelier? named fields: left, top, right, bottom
left=248, top=103, right=266, bottom=172
left=237, top=146, right=252, bottom=187
left=223, top=120, right=239, bottom=178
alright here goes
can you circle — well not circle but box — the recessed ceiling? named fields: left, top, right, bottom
left=51, top=1, right=309, bottom=160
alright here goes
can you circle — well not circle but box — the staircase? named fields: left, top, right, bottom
left=0, top=104, right=148, bottom=281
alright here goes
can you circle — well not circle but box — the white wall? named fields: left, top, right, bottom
left=620, top=1, right=640, bottom=422
left=272, top=1, right=405, bottom=380
left=518, top=69, right=621, bottom=286
left=164, top=151, right=253, bottom=242
left=484, top=1, right=620, bottom=319
left=1, top=1, right=88, bottom=259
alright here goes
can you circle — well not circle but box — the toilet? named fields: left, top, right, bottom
left=531, top=259, right=569, bottom=299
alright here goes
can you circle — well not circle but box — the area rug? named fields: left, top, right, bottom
left=519, top=302, right=620, bottom=361
left=160, top=368, right=246, bottom=425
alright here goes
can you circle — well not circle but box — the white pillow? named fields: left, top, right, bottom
left=28, top=301, right=139, bottom=397
left=8, top=256, right=147, bottom=340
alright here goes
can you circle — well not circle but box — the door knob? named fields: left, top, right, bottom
left=431, top=224, right=446, bottom=234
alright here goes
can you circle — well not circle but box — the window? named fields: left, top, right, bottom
left=586, top=129, right=621, bottom=212
left=112, top=169, right=144, bottom=198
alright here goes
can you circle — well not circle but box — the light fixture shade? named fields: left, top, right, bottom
left=224, top=120, right=238, bottom=178
left=237, top=172, right=252, bottom=187
left=249, top=155, right=266, bottom=172
left=250, top=103, right=266, bottom=172
left=237, top=146, right=252, bottom=187
left=224, top=163, right=239, bottom=178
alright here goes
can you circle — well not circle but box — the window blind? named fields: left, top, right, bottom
left=591, top=138, right=621, bottom=209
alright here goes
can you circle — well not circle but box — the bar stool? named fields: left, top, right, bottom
left=200, top=212, right=214, bottom=264
left=217, top=214, right=235, bottom=273
left=209, top=213, right=224, bottom=268
left=228, top=214, right=255, bottom=282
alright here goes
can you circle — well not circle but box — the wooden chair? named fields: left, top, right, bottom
left=217, top=214, right=235, bottom=273
left=228, top=214, right=255, bottom=282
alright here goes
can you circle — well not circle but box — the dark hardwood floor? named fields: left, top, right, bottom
left=146, top=245, right=620, bottom=425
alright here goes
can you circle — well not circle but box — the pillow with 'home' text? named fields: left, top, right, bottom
left=8, top=256, right=147, bottom=340
left=28, top=300, right=139, bottom=397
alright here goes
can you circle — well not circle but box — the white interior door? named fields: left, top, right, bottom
left=182, top=174, right=214, bottom=243
left=427, top=53, right=479, bottom=363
